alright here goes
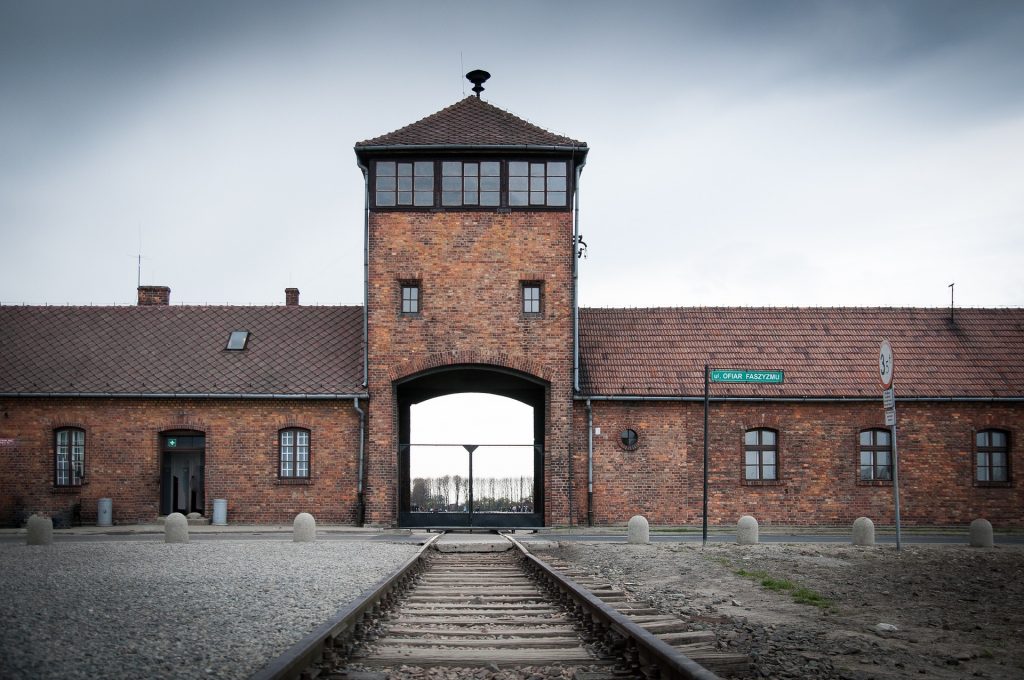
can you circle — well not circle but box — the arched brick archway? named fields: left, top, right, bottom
left=388, top=350, right=552, bottom=385
left=395, top=364, right=548, bottom=528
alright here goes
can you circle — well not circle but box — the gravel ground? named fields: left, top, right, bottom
left=544, top=541, right=1024, bottom=679
left=0, top=539, right=421, bottom=680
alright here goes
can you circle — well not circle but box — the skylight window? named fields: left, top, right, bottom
left=226, top=331, right=250, bottom=350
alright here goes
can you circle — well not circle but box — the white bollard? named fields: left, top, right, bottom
left=164, top=512, right=189, bottom=543
left=969, top=518, right=993, bottom=548
left=852, top=517, right=875, bottom=546
left=26, top=514, right=53, bottom=545
left=627, top=515, right=650, bottom=544
left=737, top=515, right=759, bottom=545
left=293, top=512, right=317, bottom=542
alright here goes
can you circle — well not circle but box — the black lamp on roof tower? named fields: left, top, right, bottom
left=466, top=69, right=490, bottom=97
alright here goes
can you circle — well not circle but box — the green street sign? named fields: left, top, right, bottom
left=710, top=369, right=784, bottom=384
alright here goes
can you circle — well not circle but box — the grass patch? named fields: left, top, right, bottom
left=791, top=587, right=832, bottom=608
left=734, top=568, right=834, bottom=610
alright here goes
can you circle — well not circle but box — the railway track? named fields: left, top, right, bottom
left=252, top=534, right=747, bottom=680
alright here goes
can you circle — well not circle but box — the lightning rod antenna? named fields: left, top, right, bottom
left=949, top=282, right=955, bottom=323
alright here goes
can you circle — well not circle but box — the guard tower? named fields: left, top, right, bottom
left=354, top=71, right=588, bottom=527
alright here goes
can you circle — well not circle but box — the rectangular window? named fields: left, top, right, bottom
left=859, top=429, right=893, bottom=481
left=976, top=430, right=1010, bottom=484
left=55, top=428, right=85, bottom=487
left=522, top=282, right=542, bottom=315
left=225, top=330, right=249, bottom=351
left=374, top=159, right=570, bottom=210
left=509, top=160, right=567, bottom=207
left=401, top=283, right=420, bottom=314
left=375, top=161, right=434, bottom=207
left=280, top=429, right=310, bottom=479
left=744, top=429, right=778, bottom=481
left=442, top=161, right=501, bottom=207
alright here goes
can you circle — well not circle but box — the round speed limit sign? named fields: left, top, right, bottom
left=879, top=340, right=894, bottom=389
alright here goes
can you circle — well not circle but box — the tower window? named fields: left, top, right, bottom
left=442, top=161, right=501, bottom=207
left=375, top=161, right=434, bottom=207
left=372, top=159, right=570, bottom=210
left=522, top=282, right=542, bottom=315
left=401, top=283, right=421, bottom=314
left=509, top=161, right=567, bottom=207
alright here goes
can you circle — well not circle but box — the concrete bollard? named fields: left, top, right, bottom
left=969, top=518, right=993, bottom=548
left=26, top=514, right=54, bottom=545
left=852, top=517, right=875, bottom=546
left=627, top=515, right=650, bottom=544
left=737, top=515, right=759, bottom=545
left=164, top=512, right=189, bottom=543
left=293, top=512, right=316, bottom=542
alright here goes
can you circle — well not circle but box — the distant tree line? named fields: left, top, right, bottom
left=410, top=474, right=534, bottom=513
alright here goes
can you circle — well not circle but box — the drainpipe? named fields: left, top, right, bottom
left=572, top=157, right=586, bottom=393
left=568, top=155, right=587, bottom=527
left=356, top=158, right=370, bottom=388
left=353, top=397, right=366, bottom=525
left=586, top=398, right=594, bottom=526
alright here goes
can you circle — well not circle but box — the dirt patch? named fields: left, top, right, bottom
left=544, top=541, right=1024, bottom=679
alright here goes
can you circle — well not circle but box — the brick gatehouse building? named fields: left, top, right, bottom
left=2, top=74, right=1022, bottom=529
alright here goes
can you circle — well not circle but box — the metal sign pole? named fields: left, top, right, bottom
left=890, top=393, right=902, bottom=551
left=703, top=364, right=709, bottom=547
left=879, top=340, right=901, bottom=551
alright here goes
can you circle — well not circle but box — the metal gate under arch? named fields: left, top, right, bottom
left=398, top=442, right=543, bottom=528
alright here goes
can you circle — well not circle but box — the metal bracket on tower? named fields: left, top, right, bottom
left=575, top=235, right=588, bottom=259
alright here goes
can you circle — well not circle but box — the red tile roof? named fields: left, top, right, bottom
left=355, top=96, right=586, bottom=148
left=0, top=305, right=365, bottom=396
left=4, top=305, right=1020, bottom=400
left=579, top=307, right=1024, bottom=399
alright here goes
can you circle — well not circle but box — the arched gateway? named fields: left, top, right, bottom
left=396, top=365, right=546, bottom=528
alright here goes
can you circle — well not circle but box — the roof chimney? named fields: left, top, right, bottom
left=466, top=69, right=490, bottom=97
left=285, top=288, right=300, bottom=306
left=137, top=285, right=170, bottom=306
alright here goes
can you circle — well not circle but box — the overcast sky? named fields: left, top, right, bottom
left=2, top=0, right=1022, bottom=308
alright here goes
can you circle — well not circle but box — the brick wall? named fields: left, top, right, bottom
left=4, top=395, right=1018, bottom=528
left=573, top=400, right=1024, bottom=528
left=365, top=210, right=574, bottom=527
left=0, top=397, right=361, bottom=526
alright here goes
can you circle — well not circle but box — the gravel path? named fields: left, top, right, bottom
left=0, top=539, right=421, bottom=679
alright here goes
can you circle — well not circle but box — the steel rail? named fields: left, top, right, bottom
left=506, top=535, right=722, bottom=680
left=249, top=533, right=441, bottom=680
